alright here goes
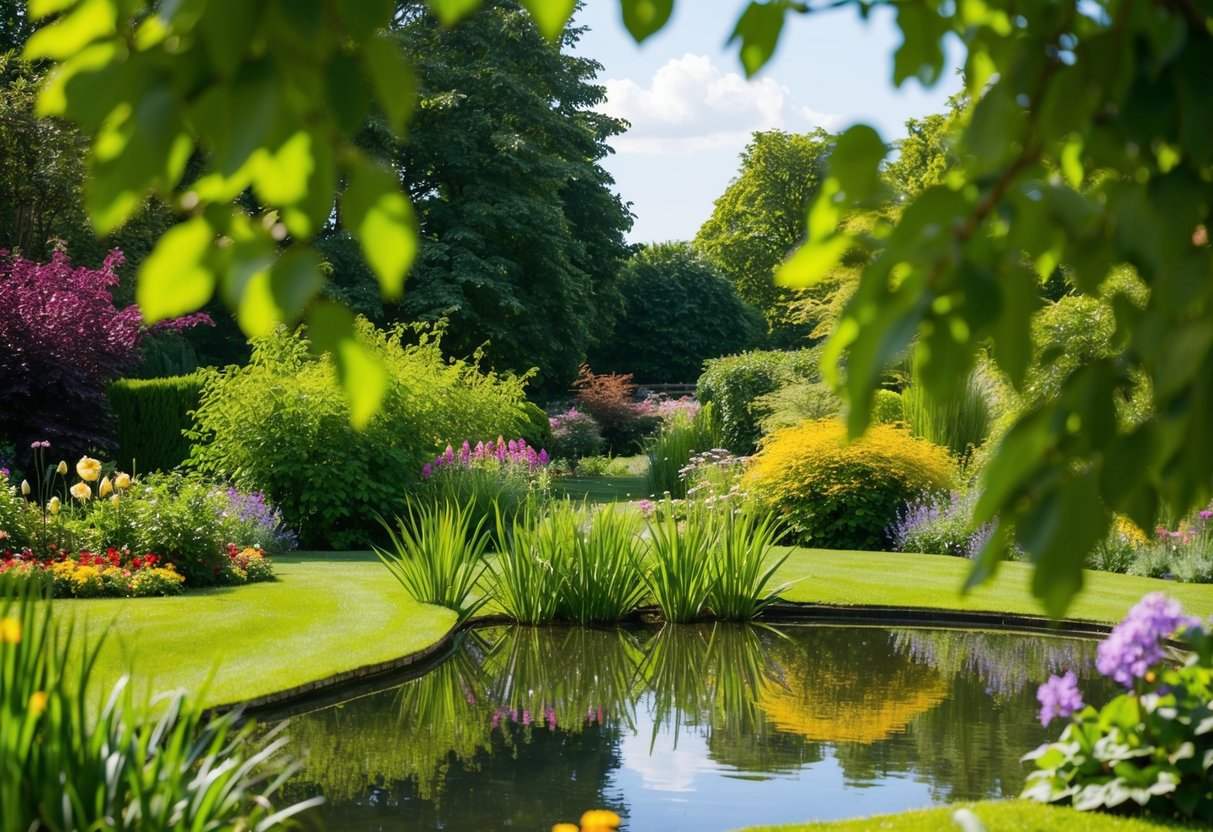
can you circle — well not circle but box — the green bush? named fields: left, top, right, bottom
left=0, top=471, right=32, bottom=549
left=646, top=403, right=722, bottom=499
left=743, top=419, right=956, bottom=550
left=697, top=347, right=822, bottom=453
left=518, top=401, right=555, bottom=452
left=902, top=349, right=992, bottom=460
left=108, top=373, right=206, bottom=473
left=871, top=388, right=905, bottom=425
left=752, top=381, right=842, bottom=434
left=188, top=321, right=530, bottom=549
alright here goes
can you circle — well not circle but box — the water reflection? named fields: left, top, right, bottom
left=281, top=624, right=1113, bottom=831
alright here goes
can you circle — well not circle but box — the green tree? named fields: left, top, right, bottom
left=383, top=1, right=632, bottom=389
left=588, top=242, right=762, bottom=383
left=695, top=129, right=831, bottom=344
left=24, top=0, right=1213, bottom=614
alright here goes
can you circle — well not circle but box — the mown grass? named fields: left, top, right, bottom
left=61, top=551, right=456, bottom=709
left=553, top=475, right=648, bottom=504
left=737, top=800, right=1201, bottom=831
left=776, top=548, right=1213, bottom=622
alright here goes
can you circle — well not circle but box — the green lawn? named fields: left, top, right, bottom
left=776, top=548, right=1213, bottom=622
left=62, top=552, right=455, bottom=709
left=737, top=800, right=1200, bottom=831
left=553, top=475, right=648, bottom=504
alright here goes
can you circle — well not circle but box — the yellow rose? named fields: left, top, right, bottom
left=56, top=460, right=67, bottom=475
left=76, top=457, right=102, bottom=482
left=69, top=482, right=91, bottom=502
left=28, top=691, right=48, bottom=715
left=99, top=476, right=113, bottom=498
left=0, top=616, right=21, bottom=644
left=114, top=472, right=131, bottom=490
left=48, top=496, right=61, bottom=515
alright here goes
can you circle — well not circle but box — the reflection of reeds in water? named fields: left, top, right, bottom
left=890, top=629, right=1098, bottom=698
left=638, top=623, right=785, bottom=748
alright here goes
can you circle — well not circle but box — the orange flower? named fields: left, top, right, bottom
left=0, top=616, right=21, bottom=644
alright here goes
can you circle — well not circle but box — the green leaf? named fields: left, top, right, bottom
left=24, top=0, right=116, bottom=60
left=893, top=3, right=945, bottom=87
left=199, top=0, right=263, bottom=76
left=136, top=217, right=215, bottom=323
left=990, top=265, right=1042, bottom=388
left=519, top=0, right=577, bottom=40
left=362, top=34, right=416, bottom=134
left=1019, top=471, right=1110, bottom=617
left=343, top=161, right=417, bottom=300
left=425, top=0, right=481, bottom=26
left=253, top=130, right=315, bottom=207
left=235, top=247, right=326, bottom=337
left=29, top=0, right=79, bottom=18
left=326, top=51, right=372, bottom=133
left=829, top=125, right=888, bottom=201
left=307, top=301, right=389, bottom=430
left=620, top=0, right=673, bottom=42
left=728, top=2, right=786, bottom=78
left=340, top=0, right=395, bottom=39
left=776, top=235, right=852, bottom=288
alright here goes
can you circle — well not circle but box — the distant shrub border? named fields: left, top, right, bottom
left=109, top=373, right=206, bottom=473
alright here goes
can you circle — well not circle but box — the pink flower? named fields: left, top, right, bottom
left=421, top=463, right=433, bottom=478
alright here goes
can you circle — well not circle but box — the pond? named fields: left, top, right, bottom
left=277, top=624, right=1114, bottom=831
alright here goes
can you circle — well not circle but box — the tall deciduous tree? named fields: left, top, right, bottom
left=380, top=1, right=633, bottom=390
left=695, top=129, right=831, bottom=345
left=589, top=242, right=763, bottom=383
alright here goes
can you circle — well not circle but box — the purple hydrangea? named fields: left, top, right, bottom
left=1036, top=670, right=1084, bottom=726
left=1096, top=593, right=1200, bottom=688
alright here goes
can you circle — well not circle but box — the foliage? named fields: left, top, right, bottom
left=707, top=509, right=793, bottom=621
left=489, top=500, right=572, bottom=624
left=548, top=407, right=605, bottom=462
left=744, top=420, right=956, bottom=550
left=752, top=381, right=843, bottom=435
left=572, top=365, right=660, bottom=454
left=374, top=500, right=491, bottom=623
left=902, top=348, right=993, bottom=460
left=0, top=469, right=31, bottom=549
left=588, top=242, right=762, bottom=383
left=558, top=504, right=648, bottom=625
left=891, top=491, right=996, bottom=560
left=696, top=348, right=822, bottom=454
left=643, top=502, right=717, bottom=623
left=682, top=447, right=750, bottom=509
left=414, top=437, right=551, bottom=536
left=694, top=129, right=831, bottom=341
left=0, top=251, right=201, bottom=467
left=387, top=1, right=632, bottom=389
left=871, top=388, right=905, bottom=425
left=0, top=548, right=185, bottom=598
left=0, top=580, right=319, bottom=830
left=518, top=400, right=556, bottom=452
left=1090, top=509, right=1213, bottom=584
left=646, top=403, right=723, bottom=499
left=1023, top=594, right=1213, bottom=821
left=188, top=321, right=530, bottom=548
left=108, top=373, right=206, bottom=473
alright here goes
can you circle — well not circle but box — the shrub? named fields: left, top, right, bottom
left=108, top=373, right=206, bottom=473
left=743, top=419, right=956, bottom=550
left=0, top=251, right=208, bottom=468
left=891, top=491, right=994, bottom=558
left=697, top=348, right=822, bottom=453
left=189, top=321, right=531, bottom=548
left=752, top=381, right=842, bottom=434
left=0, top=470, right=32, bottom=550
left=414, top=438, right=550, bottom=535
left=646, top=403, right=722, bottom=499
left=901, top=364, right=992, bottom=461
left=1023, top=594, right=1212, bottom=822
left=548, top=407, right=605, bottom=461
left=871, top=389, right=905, bottom=425
left=374, top=500, right=491, bottom=623
left=518, top=400, right=555, bottom=451
left=571, top=365, right=660, bottom=453
left=587, top=242, right=762, bottom=382
left=0, top=582, right=317, bottom=830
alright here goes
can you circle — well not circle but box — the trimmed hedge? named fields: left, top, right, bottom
left=696, top=348, right=822, bottom=453
left=109, top=374, right=206, bottom=473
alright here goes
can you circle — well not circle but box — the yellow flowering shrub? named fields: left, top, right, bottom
left=743, top=419, right=956, bottom=550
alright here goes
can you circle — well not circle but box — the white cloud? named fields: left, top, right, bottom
left=601, top=54, right=843, bottom=155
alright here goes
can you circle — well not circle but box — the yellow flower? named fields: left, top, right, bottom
left=110, top=494, right=120, bottom=506
left=20, top=479, right=30, bottom=496
left=114, top=472, right=131, bottom=490
left=69, top=482, right=91, bottom=502
left=0, top=616, right=21, bottom=644
left=75, top=456, right=102, bottom=482
left=552, top=825, right=580, bottom=832
left=99, top=476, right=113, bottom=497
left=56, top=460, right=68, bottom=475
left=28, top=691, right=48, bottom=715
left=580, top=810, right=621, bottom=831
left=48, top=496, right=61, bottom=515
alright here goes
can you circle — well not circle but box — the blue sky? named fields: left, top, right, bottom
left=571, top=2, right=962, bottom=243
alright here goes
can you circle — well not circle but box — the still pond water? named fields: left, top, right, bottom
left=279, top=624, right=1112, bottom=831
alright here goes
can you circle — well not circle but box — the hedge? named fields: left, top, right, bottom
left=109, top=374, right=205, bottom=473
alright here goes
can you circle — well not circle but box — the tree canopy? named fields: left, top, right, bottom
left=17, top=0, right=1213, bottom=614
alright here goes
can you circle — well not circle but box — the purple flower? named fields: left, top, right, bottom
left=460, top=441, right=471, bottom=464
left=1037, top=670, right=1084, bottom=726
left=1096, top=593, right=1200, bottom=688
left=444, top=445, right=455, bottom=465
left=421, top=463, right=433, bottom=479
left=538, top=449, right=549, bottom=466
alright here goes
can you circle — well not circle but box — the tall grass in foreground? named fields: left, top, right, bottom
left=902, top=348, right=992, bottom=460
left=708, top=509, right=795, bottom=620
left=0, top=579, right=319, bottom=830
left=643, top=503, right=717, bottom=623
left=646, top=402, right=722, bottom=499
left=560, top=506, right=649, bottom=624
left=375, top=500, right=491, bottom=622
left=489, top=501, right=573, bottom=624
